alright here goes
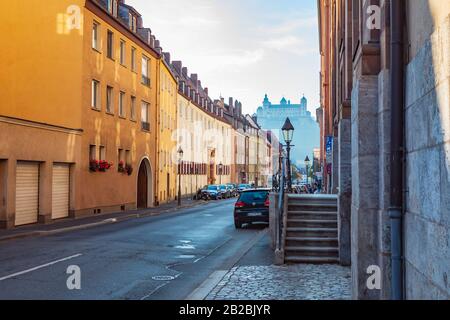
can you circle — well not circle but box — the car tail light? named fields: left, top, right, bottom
left=264, top=199, right=270, bottom=207
left=235, top=201, right=245, bottom=208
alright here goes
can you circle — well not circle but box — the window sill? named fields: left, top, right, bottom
left=91, top=107, right=101, bottom=112
left=107, top=56, right=115, bottom=62
left=106, top=111, right=115, bottom=116
left=120, top=63, right=127, bottom=68
left=92, top=47, right=102, bottom=54
left=119, top=115, right=127, bottom=120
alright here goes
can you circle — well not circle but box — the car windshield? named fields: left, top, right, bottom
left=238, top=184, right=249, bottom=188
left=219, top=185, right=227, bottom=190
left=207, top=185, right=217, bottom=190
left=239, top=191, right=269, bottom=203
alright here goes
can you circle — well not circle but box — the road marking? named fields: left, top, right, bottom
left=0, top=254, right=83, bottom=281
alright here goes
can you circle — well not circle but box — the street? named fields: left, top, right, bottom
left=0, top=199, right=269, bottom=300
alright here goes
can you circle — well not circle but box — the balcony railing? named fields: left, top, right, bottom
left=141, top=121, right=150, bottom=131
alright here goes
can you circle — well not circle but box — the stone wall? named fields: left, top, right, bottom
left=351, top=75, right=380, bottom=299
left=403, top=14, right=450, bottom=299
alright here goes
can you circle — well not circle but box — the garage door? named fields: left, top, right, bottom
left=15, top=162, right=39, bottom=226
left=52, top=164, right=70, bottom=219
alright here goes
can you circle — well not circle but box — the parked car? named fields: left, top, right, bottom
left=226, top=184, right=238, bottom=197
left=237, top=184, right=252, bottom=193
left=233, top=189, right=271, bottom=229
left=219, top=184, right=231, bottom=199
left=202, top=185, right=221, bottom=200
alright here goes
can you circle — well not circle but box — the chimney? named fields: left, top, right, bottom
left=155, top=40, right=162, bottom=54
left=172, top=61, right=182, bottom=74
left=204, top=87, right=208, bottom=96
left=150, top=35, right=155, bottom=48
left=197, top=80, right=202, bottom=89
left=163, top=52, right=171, bottom=64
left=137, top=16, right=143, bottom=28
left=182, top=67, right=188, bottom=78
left=191, top=74, right=198, bottom=88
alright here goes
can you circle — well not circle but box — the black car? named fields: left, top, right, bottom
left=233, top=189, right=270, bottom=229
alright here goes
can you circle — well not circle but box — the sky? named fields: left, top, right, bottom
left=128, top=0, right=320, bottom=116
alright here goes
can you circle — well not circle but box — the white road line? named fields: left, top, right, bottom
left=0, top=254, right=83, bottom=281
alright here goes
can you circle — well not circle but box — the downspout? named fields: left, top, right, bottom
left=389, top=0, right=405, bottom=300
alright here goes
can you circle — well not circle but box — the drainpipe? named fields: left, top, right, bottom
left=389, top=0, right=405, bottom=300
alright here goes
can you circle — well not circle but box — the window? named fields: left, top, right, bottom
left=125, top=150, right=131, bottom=165
left=92, top=22, right=100, bottom=50
left=129, top=13, right=137, bottom=32
left=106, top=86, right=113, bottom=113
left=130, top=96, right=136, bottom=120
left=131, top=47, right=136, bottom=71
left=89, top=145, right=97, bottom=160
left=141, top=55, right=150, bottom=86
left=141, top=101, right=150, bottom=130
left=91, top=80, right=100, bottom=109
left=118, top=149, right=124, bottom=168
left=107, top=30, right=114, bottom=59
left=119, top=40, right=126, bottom=65
left=107, top=0, right=117, bottom=16
left=119, top=91, right=125, bottom=117
left=99, top=146, right=106, bottom=161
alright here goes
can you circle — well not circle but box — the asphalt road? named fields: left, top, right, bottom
left=0, top=199, right=269, bottom=300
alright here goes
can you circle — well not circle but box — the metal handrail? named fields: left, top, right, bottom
left=276, top=157, right=286, bottom=251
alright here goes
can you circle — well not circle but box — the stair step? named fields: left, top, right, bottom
left=285, top=247, right=339, bottom=253
left=286, top=228, right=338, bottom=238
left=284, top=256, right=340, bottom=264
left=285, top=246, right=339, bottom=257
left=285, top=237, right=339, bottom=247
left=287, top=219, right=337, bottom=228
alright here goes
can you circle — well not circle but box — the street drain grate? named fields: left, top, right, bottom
left=152, top=275, right=175, bottom=281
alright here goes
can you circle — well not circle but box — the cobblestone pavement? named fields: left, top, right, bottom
left=206, top=264, right=352, bottom=300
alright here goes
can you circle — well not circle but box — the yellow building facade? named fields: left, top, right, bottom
left=156, top=55, right=178, bottom=204
left=0, top=0, right=160, bottom=228
left=172, top=62, right=233, bottom=196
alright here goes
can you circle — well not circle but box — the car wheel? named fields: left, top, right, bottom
left=234, top=220, right=243, bottom=229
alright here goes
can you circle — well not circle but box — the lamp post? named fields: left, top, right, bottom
left=304, top=156, right=311, bottom=185
left=218, top=162, right=223, bottom=185
left=282, top=118, right=294, bottom=193
left=177, top=147, right=184, bottom=206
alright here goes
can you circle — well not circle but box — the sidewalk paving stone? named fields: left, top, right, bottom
left=207, top=264, right=351, bottom=300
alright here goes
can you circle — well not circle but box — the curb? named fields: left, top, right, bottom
left=185, top=228, right=268, bottom=300
left=0, top=201, right=208, bottom=243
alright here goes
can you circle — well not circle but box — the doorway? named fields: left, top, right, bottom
left=137, top=158, right=152, bottom=209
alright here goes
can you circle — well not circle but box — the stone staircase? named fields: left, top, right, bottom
left=283, top=194, right=339, bottom=264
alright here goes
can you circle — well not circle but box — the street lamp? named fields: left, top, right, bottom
left=282, top=118, right=294, bottom=192
left=304, top=156, right=311, bottom=185
left=177, top=147, right=184, bottom=206
left=218, top=162, right=223, bottom=185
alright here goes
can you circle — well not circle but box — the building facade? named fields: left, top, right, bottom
left=171, top=61, right=233, bottom=197
left=156, top=52, right=178, bottom=204
left=0, top=0, right=161, bottom=228
left=318, top=0, right=450, bottom=299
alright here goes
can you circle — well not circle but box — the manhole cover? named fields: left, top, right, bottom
left=152, top=275, right=175, bottom=281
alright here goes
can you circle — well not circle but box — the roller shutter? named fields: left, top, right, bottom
left=15, top=162, right=39, bottom=226
left=52, top=164, right=70, bottom=219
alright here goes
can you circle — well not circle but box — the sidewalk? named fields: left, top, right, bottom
left=205, top=233, right=352, bottom=300
left=0, top=198, right=206, bottom=243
